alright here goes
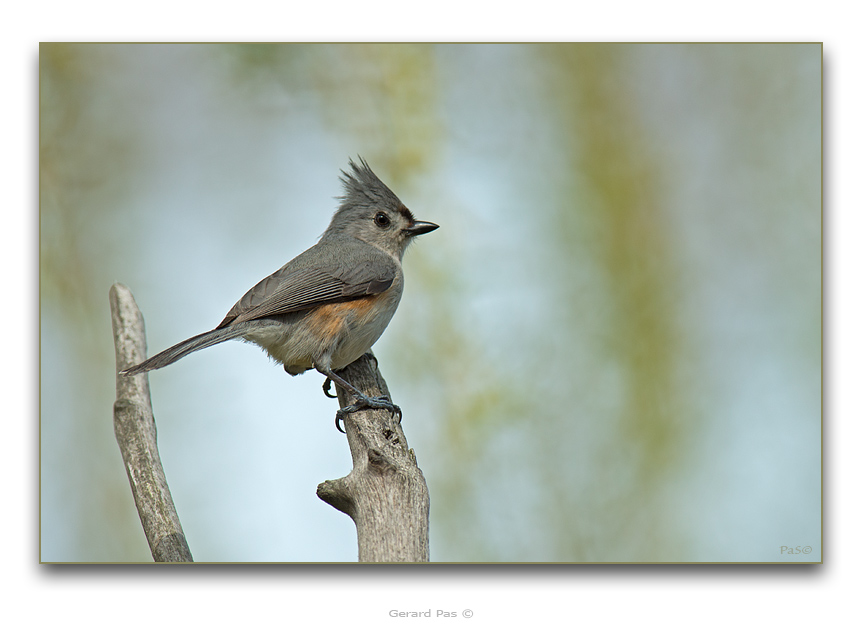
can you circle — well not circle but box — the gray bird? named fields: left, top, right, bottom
left=122, top=158, right=438, bottom=430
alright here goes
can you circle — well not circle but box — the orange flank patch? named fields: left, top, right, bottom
left=308, top=295, right=381, bottom=341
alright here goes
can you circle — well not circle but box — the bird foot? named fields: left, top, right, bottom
left=334, top=394, right=402, bottom=433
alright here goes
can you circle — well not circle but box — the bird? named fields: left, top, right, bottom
left=122, top=157, right=438, bottom=431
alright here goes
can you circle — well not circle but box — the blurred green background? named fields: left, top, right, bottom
left=40, top=43, right=821, bottom=563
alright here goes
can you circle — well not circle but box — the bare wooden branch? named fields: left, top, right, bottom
left=109, top=283, right=193, bottom=563
left=317, top=353, right=430, bottom=562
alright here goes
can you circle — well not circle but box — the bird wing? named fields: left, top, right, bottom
left=216, top=244, right=396, bottom=328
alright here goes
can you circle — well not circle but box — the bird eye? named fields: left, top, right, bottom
left=374, top=212, right=391, bottom=228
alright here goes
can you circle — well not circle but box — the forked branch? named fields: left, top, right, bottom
left=317, top=353, right=430, bottom=562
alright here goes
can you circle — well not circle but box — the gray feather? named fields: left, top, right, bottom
left=121, top=324, right=257, bottom=376
left=216, top=239, right=396, bottom=327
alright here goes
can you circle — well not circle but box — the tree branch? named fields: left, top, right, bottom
left=109, top=283, right=193, bottom=563
left=317, top=353, right=430, bottom=562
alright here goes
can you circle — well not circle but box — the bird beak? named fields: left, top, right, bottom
left=405, top=221, right=439, bottom=237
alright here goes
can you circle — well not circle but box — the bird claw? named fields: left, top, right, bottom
left=322, top=377, right=338, bottom=398
left=334, top=395, right=401, bottom=433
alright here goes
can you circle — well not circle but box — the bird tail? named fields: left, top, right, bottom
left=121, top=326, right=250, bottom=376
